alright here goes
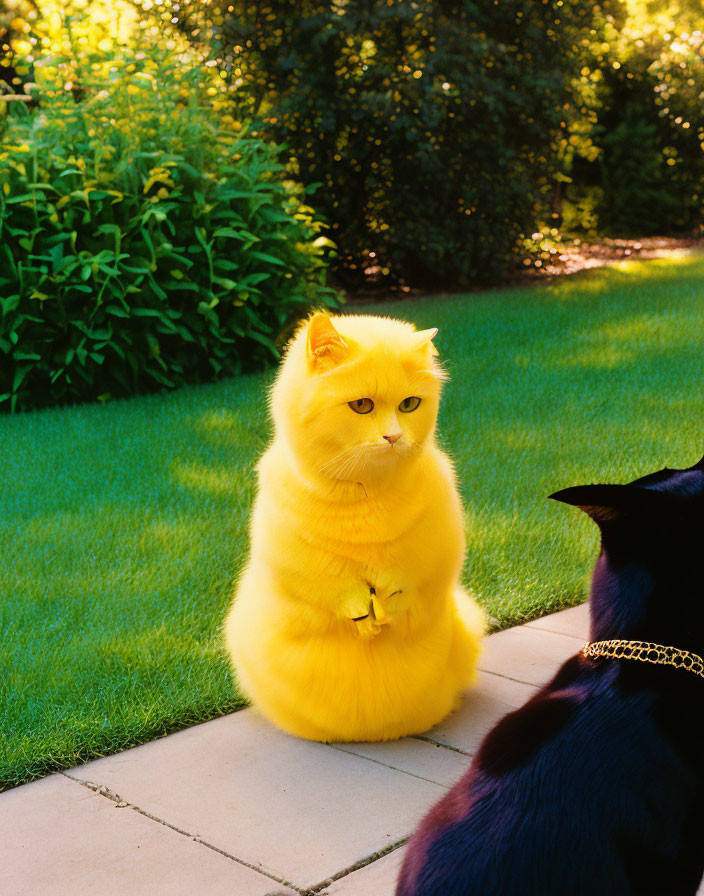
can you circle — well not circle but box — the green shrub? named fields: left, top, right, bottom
left=0, top=4, right=336, bottom=412
left=184, top=0, right=602, bottom=289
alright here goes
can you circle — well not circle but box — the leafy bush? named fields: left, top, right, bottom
left=178, top=0, right=602, bottom=288
left=0, top=1, right=336, bottom=412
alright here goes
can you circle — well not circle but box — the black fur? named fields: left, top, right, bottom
left=397, top=458, right=704, bottom=896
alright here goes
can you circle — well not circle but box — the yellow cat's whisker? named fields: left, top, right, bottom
left=319, top=446, right=360, bottom=476
left=319, top=441, right=370, bottom=469
left=326, top=455, right=356, bottom=481
left=340, top=448, right=368, bottom=479
left=319, top=442, right=378, bottom=480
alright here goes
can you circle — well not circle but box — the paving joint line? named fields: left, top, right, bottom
left=303, top=837, right=409, bottom=894
left=411, top=735, right=473, bottom=757
left=60, top=772, right=304, bottom=895
left=524, top=624, right=586, bottom=640
left=478, top=667, right=545, bottom=688
left=328, top=744, right=459, bottom=788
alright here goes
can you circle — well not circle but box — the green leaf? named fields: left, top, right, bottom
left=12, top=364, right=31, bottom=393
left=213, top=277, right=238, bottom=291
left=213, top=227, right=248, bottom=240
left=248, top=330, right=279, bottom=356
left=105, top=304, right=130, bottom=318
left=251, top=251, right=286, bottom=267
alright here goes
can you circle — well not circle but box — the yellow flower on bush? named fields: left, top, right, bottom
left=143, top=167, right=176, bottom=194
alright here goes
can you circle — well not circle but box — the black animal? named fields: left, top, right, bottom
left=397, top=459, right=704, bottom=896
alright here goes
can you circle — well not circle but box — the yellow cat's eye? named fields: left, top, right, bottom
left=399, top=396, right=421, bottom=413
left=349, top=398, right=374, bottom=414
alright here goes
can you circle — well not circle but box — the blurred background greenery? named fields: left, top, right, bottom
left=2, top=0, right=704, bottom=410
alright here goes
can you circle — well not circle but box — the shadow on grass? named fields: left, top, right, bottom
left=424, top=257, right=704, bottom=627
left=3, top=255, right=704, bottom=789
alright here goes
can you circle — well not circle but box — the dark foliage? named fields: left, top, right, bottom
left=594, top=64, right=703, bottom=234
left=209, top=0, right=605, bottom=288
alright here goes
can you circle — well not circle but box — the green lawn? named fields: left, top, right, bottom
left=3, top=254, right=704, bottom=791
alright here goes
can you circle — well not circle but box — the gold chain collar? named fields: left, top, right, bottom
left=582, top=639, right=704, bottom=680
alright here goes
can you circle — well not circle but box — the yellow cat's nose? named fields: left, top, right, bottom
left=383, top=432, right=402, bottom=445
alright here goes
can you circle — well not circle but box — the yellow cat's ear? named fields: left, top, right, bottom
left=413, top=327, right=439, bottom=357
left=306, top=313, right=348, bottom=369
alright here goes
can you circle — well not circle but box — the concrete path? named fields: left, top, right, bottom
left=2, top=604, right=702, bottom=895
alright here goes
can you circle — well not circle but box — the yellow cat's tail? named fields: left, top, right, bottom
left=448, top=587, right=486, bottom=692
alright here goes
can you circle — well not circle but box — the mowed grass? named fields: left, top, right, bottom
left=3, top=253, right=704, bottom=790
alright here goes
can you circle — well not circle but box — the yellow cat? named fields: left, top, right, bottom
left=224, top=312, right=484, bottom=742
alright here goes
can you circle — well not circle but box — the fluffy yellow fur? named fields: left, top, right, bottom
left=224, top=312, right=484, bottom=742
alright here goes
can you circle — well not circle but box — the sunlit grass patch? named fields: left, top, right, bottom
left=3, top=253, right=704, bottom=790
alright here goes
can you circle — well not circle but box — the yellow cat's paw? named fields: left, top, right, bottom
left=339, top=584, right=392, bottom=637
left=372, top=585, right=409, bottom=621
left=373, top=569, right=411, bottom=608
left=355, top=588, right=397, bottom=638
left=354, top=614, right=382, bottom=638
left=339, top=584, right=375, bottom=622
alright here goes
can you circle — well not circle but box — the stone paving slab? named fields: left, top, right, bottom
left=526, top=602, right=590, bottom=638
left=0, top=774, right=295, bottom=896
left=419, top=606, right=587, bottom=758
left=424, top=670, right=538, bottom=755
left=70, top=710, right=443, bottom=892
left=320, top=846, right=407, bottom=894
left=479, top=621, right=584, bottom=686
left=331, top=736, right=471, bottom=787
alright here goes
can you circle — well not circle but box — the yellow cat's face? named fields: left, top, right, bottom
left=272, top=313, right=445, bottom=485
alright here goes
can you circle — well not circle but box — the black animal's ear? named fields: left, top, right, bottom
left=549, top=483, right=679, bottom=525
left=550, top=484, right=633, bottom=523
